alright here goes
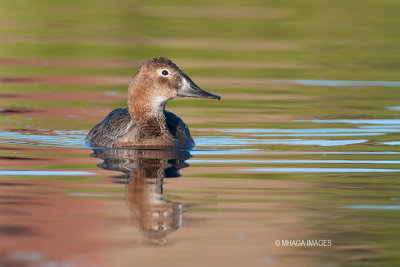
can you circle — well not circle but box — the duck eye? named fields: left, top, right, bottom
left=161, top=70, right=169, bottom=76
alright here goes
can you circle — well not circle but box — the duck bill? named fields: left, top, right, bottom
left=178, top=74, right=221, bottom=100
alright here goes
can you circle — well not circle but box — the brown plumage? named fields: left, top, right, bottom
left=86, top=57, right=220, bottom=149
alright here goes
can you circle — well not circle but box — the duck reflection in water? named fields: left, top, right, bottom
left=90, top=148, right=191, bottom=246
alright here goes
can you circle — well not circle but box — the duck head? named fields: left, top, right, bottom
left=128, top=57, right=220, bottom=119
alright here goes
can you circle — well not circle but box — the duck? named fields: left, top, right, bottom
left=86, top=57, right=220, bottom=149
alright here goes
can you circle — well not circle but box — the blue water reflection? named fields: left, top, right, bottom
left=342, top=205, right=400, bottom=210
left=196, top=137, right=367, bottom=147
left=382, top=141, right=400, bottom=146
left=190, top=159, right=400, bottom=164
left=0, top=130, right=86, bottom=148
left=240, top=168, right=400, bottom=173
left=296, top=119, right=400, bottom=125
left=0, top=170, right=95, bottom=176
left=273, top=79, right=400, bottom=87
left=387, top=106, right=400, bottom=111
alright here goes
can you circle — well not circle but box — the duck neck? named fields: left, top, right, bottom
left=128, top=96, right=166, bottom=122
left=128, top=84, right=168, bottom=136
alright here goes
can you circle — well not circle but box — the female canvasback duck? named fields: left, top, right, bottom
left=86, top=57, right=220, bottom=149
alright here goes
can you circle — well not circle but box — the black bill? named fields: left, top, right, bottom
left=178, top=74, right=221, bottom=100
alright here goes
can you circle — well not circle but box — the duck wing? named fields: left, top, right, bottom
left=86, top=108, right=133, bottom=146
left=99, top=108, right=133, bottom=139
left=165, top=110, right=195, bottom=147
